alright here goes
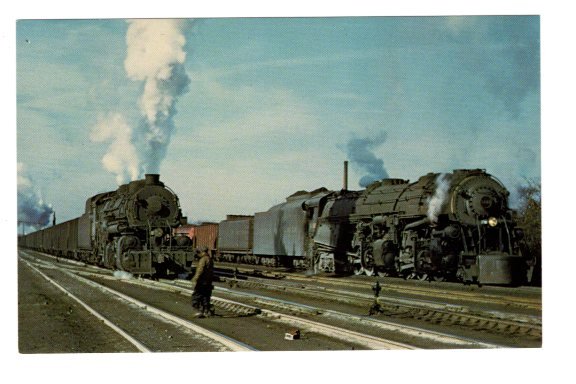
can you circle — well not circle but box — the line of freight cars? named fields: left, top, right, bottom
left=177, top=168, right=536, bottom=286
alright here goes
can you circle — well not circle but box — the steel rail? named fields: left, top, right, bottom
left=61, top=270, right=415, bottom=350
left=21, top=251, right=531, bottom=347
left=57, top=267, right=257, bottom=352
left=20, top=257, right=151, bottom=353
left=167, top=278, right=525, bottom=347
left=105, top=276, right=506, bottom=349
left=21, top=253, right=256, bottom=352
left=213, top=286, right=505, bottom=348
left=25, top=249, right=539, bottom=311
left=215, top=262, right=540, bottom=309
left=277, top=274, right=542, bottom=310
left=218, top=275, right=542, bottom=328
left=45, top=260, right=542, bottom=343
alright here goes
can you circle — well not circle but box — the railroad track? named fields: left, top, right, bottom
left=77, top=272, right=417, bottom=350
left=23, top=252, right=489, bottom=349
left=20, top=254, right=255, bottom=352
left=156, top=279, right=509, bottom=348
left=26, top=252, right=540, bottom=313
left=20, top=250, right=541, bottom=348
left=216, top=263, right=541, bottom=312
left=302, top=275, right=541, bottom=311
left=214, top=274, right=542, bottom=341
left=20, top=252, right=415, bottom=350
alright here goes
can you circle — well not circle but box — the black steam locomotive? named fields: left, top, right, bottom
left=212, top=168, right=533, bottom=285
left=19, top=174, right=195, bottom=276
left=311, top=169, right=530, bottom=284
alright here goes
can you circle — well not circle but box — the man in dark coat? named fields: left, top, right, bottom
left=191, top=246, right=214, bottom=317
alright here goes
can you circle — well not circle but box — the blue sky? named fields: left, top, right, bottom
left=16, top=16, right=540, bottom=227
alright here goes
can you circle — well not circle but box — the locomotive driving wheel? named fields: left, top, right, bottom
left=362, top=246, right=375, bottom=276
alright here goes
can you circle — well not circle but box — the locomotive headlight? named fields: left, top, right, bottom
left=488, top=217, right=498, bottom=227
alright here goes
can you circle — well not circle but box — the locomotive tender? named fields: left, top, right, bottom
left=19, top=174, right=195, bottom=276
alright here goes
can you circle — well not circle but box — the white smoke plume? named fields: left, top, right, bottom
left=17, top=163, right=54, bottom=230
left=125, top=19, right=191, bottom=175
left=90, top=113, right=140, bottom=185
left=92, top=19, right=191, bottom=184
left=427, top=173, right=451, bottom=223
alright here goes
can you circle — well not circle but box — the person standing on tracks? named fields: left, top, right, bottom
left=191, top=246, right=214, bottom=318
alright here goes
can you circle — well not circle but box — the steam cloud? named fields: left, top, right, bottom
left=346, top=132, right=389, bottom=187
left=17, top=163, right=54, bottom=229
left=427, top=173, right=451, bottom=223
left=90, top=113, right=139, bottom=185
left=113, top=270, right=134, bottom=280
left=92, top=19, right=191, bottom=184
left=125, top=19, right=191, bottom=174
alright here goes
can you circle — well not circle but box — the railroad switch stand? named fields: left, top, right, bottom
left=228, top=268, right=240, bottom=288
left=369, top=281, right=385, bottom=315
left=372, top=280, right=382, bottom=296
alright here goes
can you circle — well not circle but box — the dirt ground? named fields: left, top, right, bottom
left=18, top=259, right=139, bottom=353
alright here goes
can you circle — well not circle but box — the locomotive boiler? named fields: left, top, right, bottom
left=321, top=169, right=528, bottom=284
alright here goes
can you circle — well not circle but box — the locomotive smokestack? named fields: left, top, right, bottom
left=343, top=160, right=349, bottom=190
left=145, top=174, right=160, bottom=185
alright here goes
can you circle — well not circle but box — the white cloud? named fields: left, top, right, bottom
left=162, top=149, right=344, bottom=222
left=177, top=77, right=322, bottom=146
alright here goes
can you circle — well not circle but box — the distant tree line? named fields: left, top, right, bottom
left=514, top=178, right=541, bottom=286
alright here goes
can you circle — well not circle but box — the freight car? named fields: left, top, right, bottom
left=174, top=222, right=219, bottom=254
left=217, top=215, right=254, bottom=264
left=19, top=174, right=195, bottom=276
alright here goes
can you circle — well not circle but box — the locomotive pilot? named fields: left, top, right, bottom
left=191, top=246, right=215, bottom=318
